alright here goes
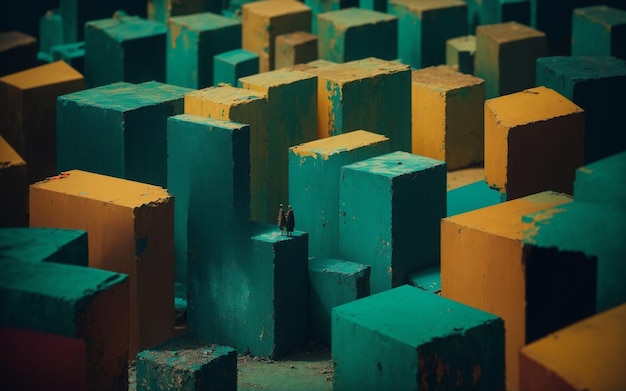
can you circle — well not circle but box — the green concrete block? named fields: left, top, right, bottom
left=51, top=41, right=85, bottom=74
left=446, top=35, right=475, bottom=75
left=57, top=81, right=190, bottom=188
left=0, top=227, right=88, bottom=266
left=574, top=151, right=626, bottom=211
left=407, top=265, right=440, bottom=294
left=59, top=0, right=138, bottom=44
left=523, top=201, right=626, bottom=313
left=332, top=285, right=505, bottom=390
left=536, top=56, right=626, bottom=163
left=214, top=49, right=259, bottom=86
left=388, top=0, right=467, bottom=68
left=167, top=12, right=241, bottom=89
left=38, top=10, right=64, bottom=63
left=572, top=6, right=626, bottom=60
left=137, top=338, right=237, bottom=391
left=447, top=180, right=501, bottom=216
left=339, top=151, right=446, bottom=293
left=317, top=7, right=397, bottom=63
left=148, top=0, right=222, bottom=24
left=84, top=14, right=167, bottom=88
left=465, top=0, right=530, bottom=34
left=308, top=257, right=370, bottom=344
left=304, top=0, right=357, bottom=34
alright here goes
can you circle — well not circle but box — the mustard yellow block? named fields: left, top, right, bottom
left=520, top=303, right=626, bottom=391
left=0, top=136, right=27, bottom=227
left=411, top=65, right=484, bottom=170
left=29, top=169, right=174, bottom=357
left=242, top=0, right=312, bottom=73
left=484, top=86, right=585, bottom=200
left=274, top=31, right=318, bottom=69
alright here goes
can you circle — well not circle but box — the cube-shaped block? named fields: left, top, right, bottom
left=29, top=169, right=175, bottom=357
left=572, top=6, right=626, bottom=60
left=308, top=257, right=371, bottom=344
left=484, top=86, right=585, bottom=200
left=411, top=66, right=485, bottom=170
left=213, top=49, right=259, bottom=86
left=388, top=0, right=467, bottom=68
left=407, top=265, right=440, bottom=293
left=304, top=0, right=356, bottom=33
left=447, top=180, right=501, bottom=216
left=332, top=285, right=505, bottom=390
left=339, top=151, right=447, bottom=293
left=574, top=151, right=626, bottom=211
left=0, top=227, right=87, bottom=266
left=275, top=31, right=318, bottom=69
left=446, top=35, right=475, bottom=75
left=441, top=191, right=596, bottom=390
left=167, top=12, right=241, bottom=89
left=0, top=136, right=27, bottom=227
left=317, top=8, right=397, bottom=63
left=51, top=41, right=85, bottom=74
left=475, top=22, right=547, bottom=98
left=147, top=0, right=221, bottom=23
left=465, top=0, right=530, bottom=34
left=0, top=31, right=37, bottom=77
left=137, top=338, right=237, bottom=391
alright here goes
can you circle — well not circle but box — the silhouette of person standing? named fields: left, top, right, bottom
left=278, top=203, right=286, bottom=235
left=285, top=205, right=295, bottom=236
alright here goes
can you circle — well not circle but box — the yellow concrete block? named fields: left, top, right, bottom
left=0, top=136, right=27, bottom=227
left=242, top=0, right=312, bottom=73
left=275, top=31, right=317, bottom=69
left=29, top=169, right=174, bottom=357
left=484, top=86, right=585, bottom=200
left=520, top=303, right=626, bottom=391
left=411, top=65, right=484, bottom=170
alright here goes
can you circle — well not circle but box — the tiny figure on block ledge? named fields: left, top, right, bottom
left=278, top=203, right=286, bottom=235
left=285, top=205, right=295, bottom=237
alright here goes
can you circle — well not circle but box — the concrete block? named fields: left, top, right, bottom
left=57, top=81, right=190, bottom=188
left=407, top=264, right=440, bottom=294
left=29, top=169, right=175, bottom=357
left=242, top=0, right=312, bottom=73
left=332, top=284, right=505, bottom=391
left=0, top=61, right=84, bottom=185
left=275, top=31, right=318, bottom=69
left=359, top=0, right=386, bottom=12
left=572, top=6, right=626, bottom=60
left=38, top=10, right=64, bottom=63
left=317, top=8, right=397, bottom=63
left=339, top=151, right=447, bottom=293
left=536, top=56, right=626, bottom=164
left=304, top=58, right=411, bottom=152
left=0, top=31, right=37, bottom=77
left=465, top=0, right=530, bottom=34
left=289, top=130, right=391, bottom=258
left=446, top=35, right=475, bottom=74
left=84, top=14, right=167, bottom=88
left=0, top=136, right=27, bottom=227
left=304, top=0, right=357, bottom=33
left=388, top=0, right=467, bottom=68
left=523, top=201, right=626, bottom=313
left=411, top=66, right=485, bottom=170
left=239, top=68, right=318, bottom=222
left=484, top=86, right=585, bottom=200
left=0, top=260, right=129, bottom=390
left=0, top=227, right=87, bottom=266
left=441, top=191, right=596, bottom=390
left=475, top=22, right=547, bottom=99
left=147, top=0, right=221, bottom=24
left=167, top=12, right=241, bottom=89
left=137, top=338, right=237, bottom=391
left=51, top=41, right=85, bottom=74
left=308, top=257, right=370, bottom=344
left=574, top=151, right=626, bottom=211
left=447, top=180, right=501, bottom=216
left=519, top=303, right=626, bottom=391
left=213, top=49, right=259, bottom=86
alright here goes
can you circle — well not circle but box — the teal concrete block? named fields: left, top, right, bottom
left=339, top=151, right=446, bottom=293
left=214, top=49, right=259, bottom=86
left=572, top=6, right=626, bottom=60
left=304, top=0, right=357, bottom=34
left=465, top=0, right=529, bottom=34
left=446, top=35, right=475, bottom=75
left=148, top=0, right=222, bottom=24
left=308, top=257, right=370, bottom=344
left=0, top=227, right=88, bottom=266
left=388, top=0, right=467, bottom=68
left=447, top=180, right=501, bottom=216
left=536, top=56, right=626, bottom=163
left=51, top=41, right=85, bottom=74
left=84, top=14, right=167, bottom=88
left=57, top=81, right=190, bottom=188
left=407, top=264, right=440, bottom=294
left=574, top=151, right=626, bottom=210
left=332, top=285, right=505, bottom=390
left=38, top=10, right=64, bottom=63
left=137, top=338, right=237, bottom=391
left=167, top=114, right=250, bottom=286
left=59, top=0, right=134, bottom=44
left=359, top=0, right=386, bottom=13
left=317, top=8, right=397, bottom=63
left=289, top=131, right=392, bottom=258
left=523, top=201, right=626, bottom=313
left=167, top=12, right=241, bottom=89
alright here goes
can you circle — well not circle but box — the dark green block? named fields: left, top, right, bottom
left=572, top=6, right=626, bottom=60
left=148, top=0, right=222, bottom=24
left=407, top=264, right=440, bottom=293
left=51, top=41, right=85, bottom=74
left=574, top=151, right=626, bottom=211
left=0, top=227, right=88, bottom=266
left=38, top=10, right=64, bottom=63
left=465, top=0, right=529, bottom=34
left=304, top=0, right=358, bottom=34
left=213, top=49, right=259, bottom=86
left=447, top=180, right=501, bottom=216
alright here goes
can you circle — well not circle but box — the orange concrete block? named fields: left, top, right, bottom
left=520, top=303, right=626, bottom=391
left=275, top=31, right=318, bottom=69
left=0, top=61, right=84, bottom=185
left=29, top=170, right=175, bottom=357
left=0, top=136, right=27, bottom=227
left=441, top=191, right=597, bottom=390
left=242, top=0, right=312, bottom=73
left=411, top=65, right=484, bottom=170
left=484, top=86, right=585, bottom=200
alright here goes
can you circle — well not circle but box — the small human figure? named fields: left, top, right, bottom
left=278, top=203, right=286, bottom=235
left=285, top=205, right=295, bottom=237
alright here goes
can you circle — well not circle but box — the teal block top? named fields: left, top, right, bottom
left=318, top=7, right=397, bottom=27
left=341, top=151, right=445, bottom=179
left=170, top=113, right=248, bottom=131
left=138, top=338, right=235, bottom=370
left=251, top=222, right=306, bottom=244
left=169, top=12, right=241, bottom=31
left=136, top=81, right=192, bottom=101
left=333, top=284, right=501, bottom=346
left=0, top=228, right=88, bottom=266
left=309, top=257, right=370, bottom=276
left=407, top=265, right=441, bottom=293
left=214, top=49, right=258, bottom=65
left=87, top=15, right=167, bottom=43
left=575, top=6, right=626, bottom=26
left=574, top=151, right=626, bottom=209
left=536, top=56, right=626, bottom=87
left=447, top=180, right=501, bottom=216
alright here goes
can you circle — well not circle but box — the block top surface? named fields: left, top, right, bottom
left=0, top=60, right=83, bottom=90
left=251, top=222, right=305, bottom=243
left=0, top=31, right=36, bottom=51
left=170, top=113, right=248, bottom=131
left=485, top=86, right=583, bottom=128
left=477, top=22, right=545, bottom=43
left=239, top=67, right=316, bottom=90
left=30, top=170, right=172, bottom=209
left=444, top=191, right=572, bottom=239
left=388, top=0, right=467, bottom=12
left=308, top=257, right=370, bottom=275
left=135, top=81, right=192, bottom=101
left=333, top=285, right=501, bottom=347
left=0, top=136, right=25, bottom=167
left=138, top=338, right=235, bottom=368
left=447, top=35, right=476, bottom=51
left=576, top=150, right=626, bottom=182
left=242, top=0, right=311, bottom=17
left=318, top=7, right=397, bottom=26
left=87, top=15, right=167, bottom=42
left=574, top=5, right=626, bottom=26
left=214, top=49, right=258, bottom=64
left=342, top=151, right=446, bottom=178
left=185, top=85, right=266, bottom=105
left=276, top=30, right=317, bottom=44
left=306, top=57, right=409, bottom=83
left=412, top=65, right=483, bottom=90
left=168, top=11, right=241, bottom=30
left=290, top=130, right=389, bottom=159
left=0, top=228, right=86, bottom=263
left=537, top=56, right=626, bottom=81
left=521, top=303, right=626, bottom=391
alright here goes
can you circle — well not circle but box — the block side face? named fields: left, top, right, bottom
left=484, top=101, right=509, bottom=193
left=84, top=24, right=123, bottom=87
left=444, top=82, right=485, bottom=169
left=411, top=81, right=447, bottom=160
left=123, top=34, right=167, bottom=85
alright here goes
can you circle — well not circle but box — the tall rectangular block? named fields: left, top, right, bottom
left=213, top=49, right=259, bottom=86
left=574, top=151, right=626, bottom=211
left=289, top=130, right=391, bottom=258
left=275, top=31, right=318, bottom=69
left=0, top=227, right=87, bottom=266
left=0, top=31, right=37, bottom=77
left=572, top=6, right=626, bottom=60
left=446, top=35, right=475, bottom=75
left=29, top=170, right=175, bottom=357
left=38, top=10, right=64, bottom=63
left=339, top=151, right=447, bottom=293
left=465, top=0, right=530, bottom=34
left=332, top=285, right=505, bottom=391
left=0, top=136, right=27, bottom=227
left=304, top=0, right=357, bottom=33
